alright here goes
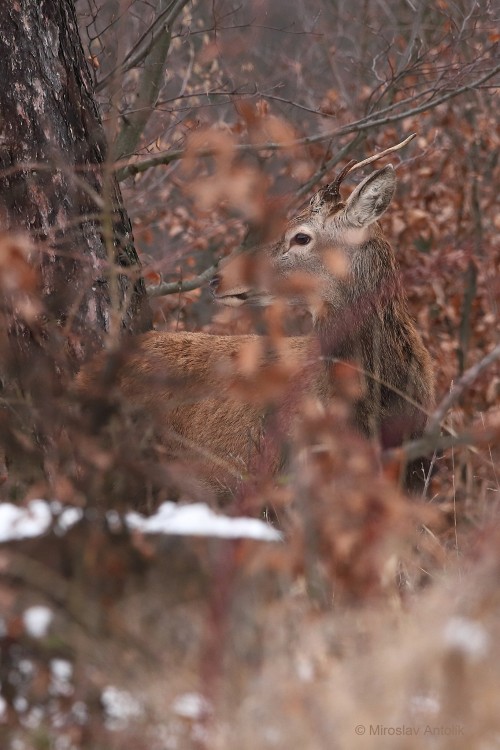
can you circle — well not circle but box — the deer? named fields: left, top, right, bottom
left=77, top=137, right=434, bottom=500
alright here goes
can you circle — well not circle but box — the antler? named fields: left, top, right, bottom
left=320, top=159, right=357, bottom=203
left=343, top=132, right=417, bottom=178
left=320, top=133, right=416, bottom=205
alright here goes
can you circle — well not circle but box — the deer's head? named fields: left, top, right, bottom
left=212, top=163, right=398, bottom=317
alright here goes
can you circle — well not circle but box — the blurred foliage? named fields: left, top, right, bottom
left=1, top=0, right=499, bottom=747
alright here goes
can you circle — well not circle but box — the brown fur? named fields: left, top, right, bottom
left=77, top=165, right=434, bottom=496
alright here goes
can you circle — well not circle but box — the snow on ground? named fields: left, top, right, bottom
left=0, top=500, right=282, bottom=544
left=22, top=606, right=53, bottom=638
left=171, top=692, right=212, bottom=720
left=443, top=616, right=490, bottom=660
left=0, top=499, right=52, bottom=542
left=127, top=502, right=282, bottom=541
left=50, top=659, right=74, bottom=696
left=101, top=685, right=143, bottom=730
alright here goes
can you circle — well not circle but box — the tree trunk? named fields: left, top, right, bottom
left=0, top=0, right=152, bottom=361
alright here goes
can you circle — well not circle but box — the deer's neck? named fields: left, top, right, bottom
left=315, top=281, right=408, bottom=366
left=315, top=307, right=361, bottom=363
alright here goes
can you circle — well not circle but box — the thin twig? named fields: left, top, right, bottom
left=425, top=342, right=500, bottom=438
left=389, top=342, right=500, bottom=464
left=115, top=60, right=500, bottom=181
left=388, top=426, right=499, bottom=465
left=147, top=256, right=223, bottom=297
left=96, top=0, right=190, bottom=93
left=112, top=0, right=187, bottom=161
left=146, top=223, right=263, bottom=297
left=146, top=134, right=415, bottom=298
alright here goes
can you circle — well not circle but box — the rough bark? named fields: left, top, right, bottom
left=0, top=0, right=152, bottom=360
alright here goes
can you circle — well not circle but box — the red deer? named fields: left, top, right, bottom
left=77, top=139, right=434, bottom=499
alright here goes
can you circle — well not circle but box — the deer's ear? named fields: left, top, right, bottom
left=344, top=165, right=396, bottom=227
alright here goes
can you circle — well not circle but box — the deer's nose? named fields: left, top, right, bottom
left=209, top=274, right=220, bottom=292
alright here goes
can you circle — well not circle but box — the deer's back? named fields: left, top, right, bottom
left=77, top=331, right=316, bottom=492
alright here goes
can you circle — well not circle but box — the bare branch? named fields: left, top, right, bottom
left=144, top=134, right=365, bottom=299
left=96, top=0, right=190, bottom=93
left=386, top=426, right=499, bottom=466
left=147, top=237, right=254, bottom=298
left=259, top=92, right=338, bottom=118
left=147, top=257, right=222, bottom=298
left=383, top=342, right=500, bottom=466
left=112, top=0, right=190, bottom=162
left=116, top=59, right=500, bottom=181
left=425, top=342, right=500, bottom=439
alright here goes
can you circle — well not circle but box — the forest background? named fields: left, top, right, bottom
left=0, top=1, right=499, bottom=748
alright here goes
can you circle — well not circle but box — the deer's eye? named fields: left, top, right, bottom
left=291, top=232, right=312, bottom=246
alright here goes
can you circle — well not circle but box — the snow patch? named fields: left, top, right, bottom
left=127, top=502, right=282, bottom=542
left=443, top=616, right=490, bottom=660
left=102, top=686, right=143, bottom=730
left=14, top=695, right=28, bottom=713
left=22, top=706, right=44, bottom=730
left=71, top=701, right=88, bottom=725
left=0, top=500, right=52, bottom=541
left=51, top=659, right=74, bottom=696
left=171, top=692, right=211, bottom=720
left=410, top=693, right=441, bottom=716
left=18, top=659, right=35, bottom=677
left=22, top=606, right=53, bottom=638
left=0, top=500, right=281, bottom=544
left=57, top=505, right=84, bottom=532
left=295, top=654, right=314, bottom=683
